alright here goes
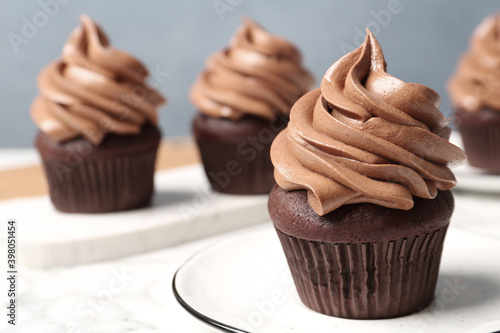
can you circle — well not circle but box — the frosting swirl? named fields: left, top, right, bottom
left=271, top=30, right=466, bottom=216
left=448, top=14, right=500, bottom=112
left=31, top=15, right=165, bottom=145
left=190, top=18, right=314, bottom=120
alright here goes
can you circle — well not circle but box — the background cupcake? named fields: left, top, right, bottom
left=32, top=15, right=166, bottom=213
left=269, top=31, right=466, bottom=319
left=190, top=18, right=314, bottom=195
left=448, top=14, right=500, bottom=173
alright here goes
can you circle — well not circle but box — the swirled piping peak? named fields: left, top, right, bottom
left=271, top=29, right=466, bottom=215
left=31, top=15, right=166, bottom=145
left=190, top=18, right=314, bottom=120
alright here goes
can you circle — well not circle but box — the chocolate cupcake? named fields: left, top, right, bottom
left=190, top=18, right=314, bottom=194
left=31, top=15, right=166, bottom=213
left=268, top=30, right=466, bottom=319
left=448, top=15, right=500, bottom=173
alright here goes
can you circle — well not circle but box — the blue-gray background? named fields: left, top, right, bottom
left=1, top=0, right=499, bottom=148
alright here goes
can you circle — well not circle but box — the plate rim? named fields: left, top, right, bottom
left=172, top=268, right=250, bottom=333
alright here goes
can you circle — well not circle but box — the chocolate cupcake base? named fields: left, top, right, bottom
left=276, top=227, right=447, bottom=319
left=456, top=108, right=500, bottom=173
left=269, top=185, right=454, bottom=319
left=192, top=112, right=287, bottom=195
left=36, top=124, right=161, bottom=213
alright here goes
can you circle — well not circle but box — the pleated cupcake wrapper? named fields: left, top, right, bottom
left=195, top=138, right=275, bottom=195
left=276, top=226, right=448, bottom=319
left=41, top=151, right=157, bottom=213
left=458, top=122, right=500, bottom=173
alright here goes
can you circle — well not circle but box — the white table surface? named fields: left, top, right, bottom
left=0, top=188, right=236, bottom=332
left=1, top=148, right=500, bottom=333
left=3, top=230, right=232, bottom=333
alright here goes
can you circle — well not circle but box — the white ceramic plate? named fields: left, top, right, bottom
left=173, top=224, right=500, bottom=333
left=450, top=131, right=500, bottom=194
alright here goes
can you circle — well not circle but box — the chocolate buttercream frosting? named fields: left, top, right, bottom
left=271, top=30, right=466, bottom=215
left=190, top=18, right=314, bottom=120
left=31, top=15, right=165, bottom=145
left=448, top=14, right=500, bottom=113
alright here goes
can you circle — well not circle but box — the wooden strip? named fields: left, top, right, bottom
left=0, top=138, right=200, bottom=201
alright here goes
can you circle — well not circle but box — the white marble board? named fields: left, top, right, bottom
left=0, top=165, right=270, bottom=268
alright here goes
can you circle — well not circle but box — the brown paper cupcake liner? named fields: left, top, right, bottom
left=42, top=151, right=157, bottom=213
left=457, top=122, right=500, bottom=173
left=276, top=225, right=448, bottom=319
left=195, top=138, right=275, bottom=194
